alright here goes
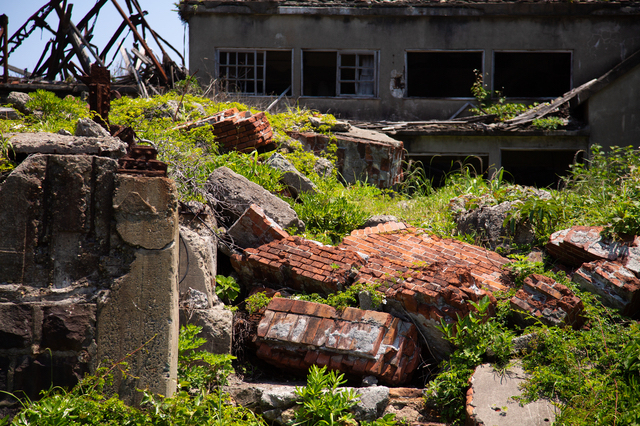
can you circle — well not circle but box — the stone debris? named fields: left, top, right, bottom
left=573, top=260, right=640, bottom=316
left=0, top=107, right=20, bottom=120
left=510, top=274, right=584, bottom=327
left=266, top=152, right=317, bottom=198
left=255, top=298, right=421, bottom=386
left=206, top=166, right=305, bottom=232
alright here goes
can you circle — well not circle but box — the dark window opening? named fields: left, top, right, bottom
left=303, top=52, right=337, bottom=97
left=406, top=51, right=483, bottom=98
left=219, top=50, right=291, bottom=96
left=303, top=51, right=377, bottom=97
left=493, top=52, right=571, bottom=98
left=501, top=149, right=584, bottom=187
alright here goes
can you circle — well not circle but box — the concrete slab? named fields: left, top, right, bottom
left=467, top=363, right=556, bottom=426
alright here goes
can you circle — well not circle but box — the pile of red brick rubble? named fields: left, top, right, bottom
left=225, top=205, right=640, bottom=385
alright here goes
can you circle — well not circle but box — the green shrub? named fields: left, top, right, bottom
left=293, top=365, right=360, bottom=426
left=244, top=292, right=273, bottom=315
left=214, top=275, right=241, bottom=305
left=532, top=116, right=564, bottom=130
left=23, top=90, right=90, bottom=133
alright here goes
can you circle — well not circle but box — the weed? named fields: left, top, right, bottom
left=293, top=365, right=360, bottom=426
left=244, top=292, right=273, bottom=315
left=215, top=275, right=240, bottom=305
left=532, top=116, right=565, bottom=130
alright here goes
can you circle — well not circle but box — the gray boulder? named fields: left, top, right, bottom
left=266, top=153, right=317, bottom=198
left=455, top=200, right=534, bottom=250
left=353, top=386, right=390, bottom=421
left=75, top=118, right=111, bottom=138
left=179, top=305, right=233, bottom=354
left=205, top=166, right=304, bottom=232
left=314, top=157, right=334, bottom=178
left=363, top=215, right=400, bottom=229
left=7, top=92, right=31, bottom=115
left=178, top=225, right=217, bottom=306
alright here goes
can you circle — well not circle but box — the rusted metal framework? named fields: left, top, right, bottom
left=0, top=0, right=185, bottom=90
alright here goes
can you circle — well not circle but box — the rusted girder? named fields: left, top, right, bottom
left=118, top=145, right=168, bottom=177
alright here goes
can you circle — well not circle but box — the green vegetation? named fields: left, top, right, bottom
left=2, top=88, right=640, bottom=425
left=214, top=275, right=241, bottom=305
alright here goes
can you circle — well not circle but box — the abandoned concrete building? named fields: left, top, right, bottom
left=180, top=0, right=640, bottom=185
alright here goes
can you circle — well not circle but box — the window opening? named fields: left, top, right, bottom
left=406, top=51, right=483, bottom=98
left=218, top=50, right=291, bottom=96
left=303, top=51, right=377, bottom=97
left=493, top=51, right=571, bottom=98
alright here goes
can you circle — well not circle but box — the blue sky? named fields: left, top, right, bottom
left=2, top=0, right=187, bottom=76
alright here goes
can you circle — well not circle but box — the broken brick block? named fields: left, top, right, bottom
left=546, top=226, right=627, bottom=267
left=180, top=108, right=273, bottom=153
left=227, top=204, right=289, bottom=249
left=573, top=260, right=640, bottom=317
left=255, top=298, right=420, bottom=385
left=509, top=274, right=584, bottom=327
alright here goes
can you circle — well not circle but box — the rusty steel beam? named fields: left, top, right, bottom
left=1, top=14, right=7, bottom=83
left=110, top=0, right=168, bottom=85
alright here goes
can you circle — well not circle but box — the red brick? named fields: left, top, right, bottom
left=316, top=352, right=331, bottom=367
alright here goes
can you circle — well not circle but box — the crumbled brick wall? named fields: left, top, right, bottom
left=510, top=274, right=584, bottom=327
left=289, top=131, right=403, bottom=188
left=204, top=108, right=273, bottom=153
left=256, top=298, right=420, bottom=385
left=546, top=226, right=640, bottom=317
left=573, top=260, right=640, bottom=316
left=228, top=204, right=289, bottom=249
left=546, top=226, right=625, bottom=267
left=232, top=221, right=514, bottom=357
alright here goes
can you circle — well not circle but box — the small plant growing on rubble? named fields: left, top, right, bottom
left=532, top=116, right=565, bottom=130
left=215, top=275, right=240, bottom=305
left=293, top=365, right=360, bottom=426
left=244, top=292, right=273, bottom=315
left=427, top=296, right=513, bottom=425
left=469, top=70, right=529, bottom=121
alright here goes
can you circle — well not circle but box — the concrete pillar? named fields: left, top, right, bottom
left=97, top=175, right=179, bottom=404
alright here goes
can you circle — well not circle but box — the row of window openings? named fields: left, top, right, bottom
left=217, top=51, right=572, bottom=99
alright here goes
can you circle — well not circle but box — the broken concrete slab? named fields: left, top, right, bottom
left=467, top=363, right=556, bottom=426
left=266, top=152, right=317, bottom=198
left=178, top=225, right=217, bottom=307
left=6, top=91, right=32, bottom=115
left=7, top=132, right=127, bottom=160
left=572, top=260, right=640, bottom=316
left=227, top=204, right=289, bottom=250
left=510, top=274, right=584, bottom=327
left=255, top=298, right=421, bottom=386
left=179, top=304, right=233, bottom=354
left=205, top=166, right=304, bottom=232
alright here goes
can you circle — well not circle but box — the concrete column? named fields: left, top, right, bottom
left=97, top=175, right=179, bottom=404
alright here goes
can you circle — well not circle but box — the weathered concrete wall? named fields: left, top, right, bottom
left=97, top=175, right=180, bottom=403
left=588, top=62, right=640, bottom=151
left=186, top=3, right=640, bottom=121
left=0, top=145, right=180, bottom=405
left=399, top=132, right=589, bottom=173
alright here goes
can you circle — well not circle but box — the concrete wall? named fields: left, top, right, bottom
left=0, top=149, right=180, bottom=406
left=400, top=132, right=589, bottom=174
left=186, top=3, right=640, bottom=121
left=587, top=62, right=640, bottom=151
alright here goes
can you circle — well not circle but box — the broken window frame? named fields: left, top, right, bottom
left=491, top=50, right=573, bottom=99
left=404, top=50, right=484, bottom=99
left=301, top=50, right=379, bottom=98
left=216, top=49, right=293, bottom=96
